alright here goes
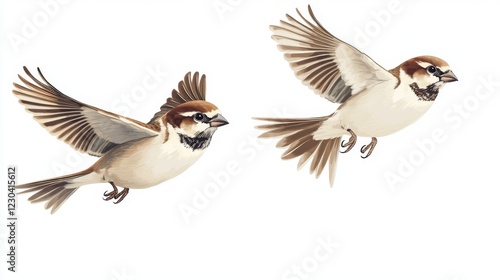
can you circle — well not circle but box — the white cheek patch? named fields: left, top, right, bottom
left=434, top=81, right=446, bottom=89
left=176, top=123, right=210, bottom=137
left=419, top=75, right=439, bottom=88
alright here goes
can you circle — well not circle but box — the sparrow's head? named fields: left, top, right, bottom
left=166, top=100, right=228, bottom=150
left=400, top=56, right=458, bottom=101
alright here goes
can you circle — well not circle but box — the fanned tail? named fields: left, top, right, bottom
left=16, top=168, right=94, bottom=214
left=255, top=116, right=341, bottom=186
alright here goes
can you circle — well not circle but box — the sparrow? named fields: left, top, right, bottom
left=13, top=67, right=229, bottom=214
left=255, top=5, right=458, bottom=186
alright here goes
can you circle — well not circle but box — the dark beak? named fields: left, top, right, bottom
left=439, top=70, right=458, bottom=83
left=209, top=114, right=229, bottom=127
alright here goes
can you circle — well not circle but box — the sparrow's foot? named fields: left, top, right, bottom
left=360, top=137, right=377, bottom=159
left=340, top=129, right=357, bottom=153
left=103, top=183, right=118, bottom=201
left=103, top=182, right=129, bottom=204
left=113, top=188, right=129, bottom=204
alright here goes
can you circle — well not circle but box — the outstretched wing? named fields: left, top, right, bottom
left=148, top=71, right=206, bottom=123
left=270, top=5, right=396, bottom=103
left=13, top=67, right=160, bottom=157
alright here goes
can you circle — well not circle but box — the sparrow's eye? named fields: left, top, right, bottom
left=426, top=66, right=437, bottom=74
left=193, top=113, right=205, bottom=122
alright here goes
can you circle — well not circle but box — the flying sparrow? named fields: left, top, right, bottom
left=255, top=6, right=458, bottom=186
left=13, top=67, right=228, bottom=214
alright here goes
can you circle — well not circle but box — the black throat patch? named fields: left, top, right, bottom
left=410, top=82, right=439, bottom=101
left=179, top=134, right=212, bottom=150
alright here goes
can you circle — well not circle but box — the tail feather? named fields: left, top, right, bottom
left=277, top=126, right=318, bottom=147
left=281, top=134, right=316, bottom=159
left=328, top=142, right=340, bottom=185
left=254, top=116, right=328, bottom=137
left=46, top=189, right=77, bottom=213
left=28, top=185, right=65, bottom=202
left=17, top=169, right=92, bottom=214
left=255, top=116, right=341, bottom=186
left=297, top=139, right=318, bottom=168
left=311, top=139, right=338, bottom=180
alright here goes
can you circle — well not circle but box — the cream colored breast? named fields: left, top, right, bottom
left=338, top=81, right=434, bottom=137
left=101, top=127, right=205, bottom=189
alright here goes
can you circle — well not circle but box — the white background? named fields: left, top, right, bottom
left=1, top=0, right=500, bottom=279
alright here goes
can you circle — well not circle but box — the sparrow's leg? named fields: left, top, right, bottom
left=103, top=182, right=118, bottom=201
left=113, top=188, right=129, bottom=204
left=340, top=129, right=357, bottom=153
left=360, top=137, right=377, bottom=159
left=103, top=182, right=129, bottom=203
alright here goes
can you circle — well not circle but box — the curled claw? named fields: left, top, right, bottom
left=103, top=189, right=115, bottom=197
left=340, top=129, right=357, bottom=154
left=360, top=137, right=377, bottom=159
left=103, top=183, right=118, bottom=201
left=103, top=190, right=113, bottom=197
left=341, top=139, right=349, bottom=148
left=103, top=182, right=129, bottom=204
left=113, top=188, right=129, bottom=204
left=360, top=145, right=370, bottom=159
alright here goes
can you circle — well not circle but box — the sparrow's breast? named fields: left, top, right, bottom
left=95, top=133, right=205, bottom=189
left=338, top=82, right=435, bottom=137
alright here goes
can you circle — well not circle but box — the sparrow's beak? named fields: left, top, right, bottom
left=439, top=70, right=458, bottom=83
left=209, top=114, right=229, bottom=127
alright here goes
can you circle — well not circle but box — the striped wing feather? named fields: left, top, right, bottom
left=13, top=67, right=159, bottom=157
left=270, top=5, right=395, bottom=104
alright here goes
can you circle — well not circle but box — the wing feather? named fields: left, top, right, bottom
left=13, top=67, right=160, bottom=157
left=271, top=5, right=396, bottom=103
